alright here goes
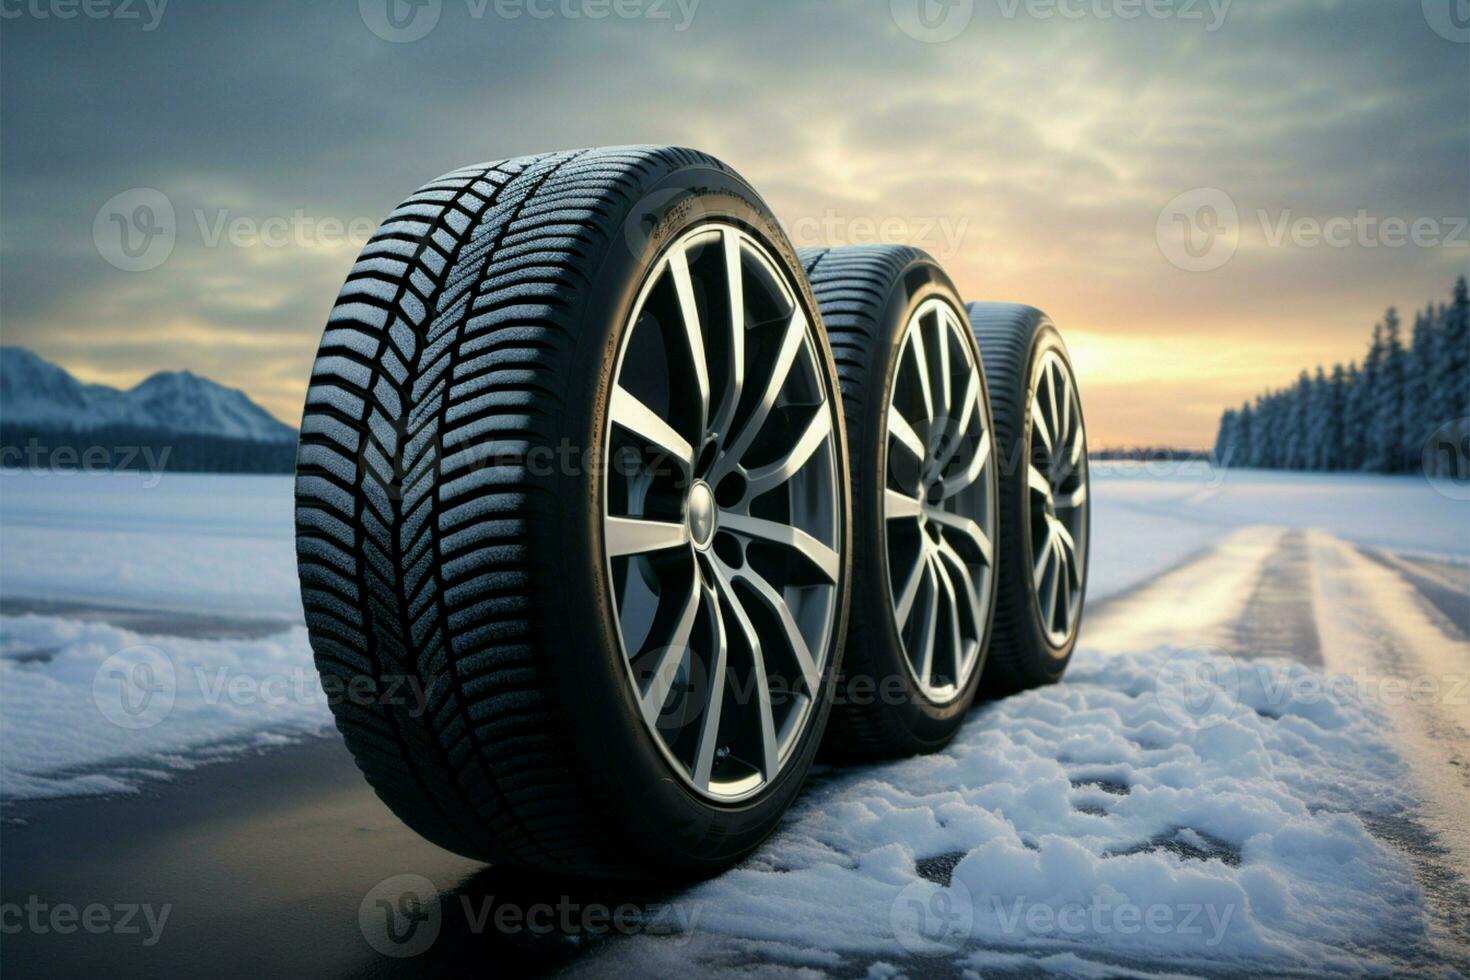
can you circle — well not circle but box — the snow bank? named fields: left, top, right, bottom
left=0, top=614, right=327, bottom=799
left=596, top=645, right=1423, bottom=975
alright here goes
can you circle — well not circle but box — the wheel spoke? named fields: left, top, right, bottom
left=610, top=385, right=694, bottom=468
left=1039, top=539, right=1061, bottom=628
left=707, top=228, right=746, bottom=443
left=691, top=579, right=728, bottom=791
left=1028, top=463, right=1052, bottom=498
left=1033, top=523, right=1056, bottom=588
left=1045, top=363, right=1061, bottom=447
left=1051, top=539, right=1070, bottom=625
left=605, top=516, right=689, bottom=557
left=938, top=428, right=990, bottom=499
left=744, top=406, right=832, bottom=499
left=915, top=559, right=940, bottom=686
left=908, top=328, right=936, bottom=430
left=1058, top=369, right=1072, bottom=452
left=710, top=564, right=779, bottom=778
left=889, top=409, right=926, bottom=461
left=885, top=488, right=922, bottom=520
left=933, top=369, right=978, bottom=475
left=1055, top=483, right=1087, bottom=510
left=932, top=554, right=963, bottom=686
left=1067, top=404, right=1086, bottom=466
left=668, top=248, right=710, bottom=434
left=1031, top=396, right=1052, bottom=451
left=639, top=573, right=700, bottom=727
left=1052, top=516, right=1077, bottom=560
left=935, top=537, right=984, bottom=647
left=724, top=561, right=821, bottom=699
left=713, top=307, right=805, bottom=477
left=926, top=506, right=994, bottom=566
left=893, top=542, right=927, bottom=626
left=719, top=511, right=839, bottom=583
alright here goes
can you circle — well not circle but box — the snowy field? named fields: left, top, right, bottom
left=1, top=465, right=1467, bottom=975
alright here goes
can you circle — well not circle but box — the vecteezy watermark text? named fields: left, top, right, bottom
left=0, top=897, right=171, bottom=947
left=95, top=187, right=382, bottom=272
left=358, top=874, right=698, bottom=958
left=1158, top=187, right=1469, bottom=272
left=0, top=0, right=167, bottom=30
left=359, top=0, right=700, bottom=43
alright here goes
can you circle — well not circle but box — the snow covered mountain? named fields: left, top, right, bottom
left=0, top=347, right=296, bottom=443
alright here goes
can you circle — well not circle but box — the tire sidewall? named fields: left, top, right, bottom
left=546, top=164, right=852, bottom=875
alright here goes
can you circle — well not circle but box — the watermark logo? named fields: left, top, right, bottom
left=1423, top=0, right=1470, bottom=42
left=1156, top=188, right=1238, bottom=272
left=92, top=645, right=177, bottom=730
left=359, top=874, right=442, bottom=958
left=360, top=0, right=442, bottom=41
left=1150, top=646, right=1240, bottom=732
left=1423, top=418, right=1470, bottom=500
left=889, top=878, right=974, bottom=956
left=94, top=188, right=175, bottom=272
left=891, top=0, right=975, bottom=42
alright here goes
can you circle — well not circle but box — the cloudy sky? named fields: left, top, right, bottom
left=2, top=0, right=1465, bottom=446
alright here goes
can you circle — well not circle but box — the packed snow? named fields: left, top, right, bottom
left=1, top=464, right=1466, bottom=973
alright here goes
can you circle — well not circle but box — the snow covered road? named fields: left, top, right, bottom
left=1, top=466, right=1466, bottom=976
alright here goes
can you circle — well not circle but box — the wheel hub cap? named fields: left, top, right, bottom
left=687, top=481, right=716, bottom=549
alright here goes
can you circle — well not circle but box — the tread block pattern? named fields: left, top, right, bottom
left=964, top=301, right=1058, bottom=697
left=295, top=146, right=736, bottom=875
left=798, top=244, right=932, bottom=755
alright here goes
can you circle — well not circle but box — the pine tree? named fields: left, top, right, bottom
left=1370, top=308, right=1406, bottom=472
left=1325, top=364, right=1347, bottom=471
left=1359, top=323, right=1387, bottom=471
left=1235, top=401, right=1254, bottom=467
left=1215, top=408, right=1238, bottom=465
left=1435, top=277, right=1469, bottom=426
left=1248, top=394, right=1269, bottom=467
left=1307, top=366, right=1329, bottom=471
left=1283, top=370, right=1312, bottom=469
left=1402, top=306, right=1435, bottom=470
left=1342, top=361, right=1366, bottom=470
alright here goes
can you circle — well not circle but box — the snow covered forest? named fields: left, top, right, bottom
left=1214, top=277, right=1469, bottom=473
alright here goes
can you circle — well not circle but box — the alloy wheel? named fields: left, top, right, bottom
left=1027, top=349, right=1088, bottom=646
left=883, top=298, right=997, bottom=702
left=602, top=223, right=843, bottom=801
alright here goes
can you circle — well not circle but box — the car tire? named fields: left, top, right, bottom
left=295, top=146, right=851, bottom=880
left=965, top=302, right=1090, bottom=696
left=799, top=245, right=1000, bottom=757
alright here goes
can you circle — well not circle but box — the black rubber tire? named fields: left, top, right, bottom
left=294, top=146, right=851, bottom=881
left=965, top=302, right=1090, bottom=697
left=798, top=245, right=998, bottom=757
